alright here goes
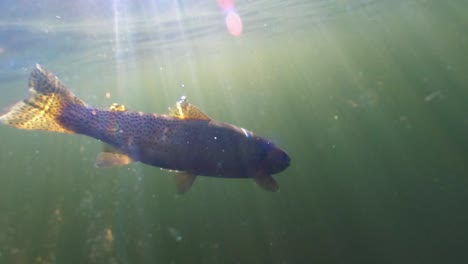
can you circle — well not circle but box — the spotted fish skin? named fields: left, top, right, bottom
left=0, top=65, right=290, bottom=191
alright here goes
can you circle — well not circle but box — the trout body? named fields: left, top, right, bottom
left=0, top=65, right=290, bottom=192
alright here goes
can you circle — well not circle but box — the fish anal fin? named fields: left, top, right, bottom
left=254, top=173, right=279, bottom=192
left=174, top=171, right=197, bottom=194
left=168, top=96, right=210, bottom=121
left=95, top=143, right=133, bottom=167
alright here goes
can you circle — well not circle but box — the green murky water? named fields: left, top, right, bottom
left=1, top=0, right=468, bottom=263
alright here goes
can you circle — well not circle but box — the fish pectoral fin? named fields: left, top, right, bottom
left=174, top=172, right=197, bottom=194
left=254, top=173, right=279, bottom=192
left=95, top=144, right=134, bottom=167
left=168, top=96, right=210, bottom=120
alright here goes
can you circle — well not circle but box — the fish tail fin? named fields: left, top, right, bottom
left=0, top=64, right=87, bottom=133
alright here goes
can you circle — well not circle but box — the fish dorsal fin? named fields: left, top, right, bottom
left=109, top=103, right=127, bottom=112
left=254, top=172, right=279, bottom=192
left=95, top=144, right=134, bottom=167
left=174, top=171, right=197, bottom=194
left=168, top=96, right=210, bottom=120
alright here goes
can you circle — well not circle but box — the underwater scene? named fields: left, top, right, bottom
left=0, top=0, right=468, bottom=263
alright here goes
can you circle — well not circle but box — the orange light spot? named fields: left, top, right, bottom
left=105, top=92, right=111, bottom=99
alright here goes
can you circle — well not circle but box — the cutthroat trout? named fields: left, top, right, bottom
left=0, top=65, right=290, bottom=193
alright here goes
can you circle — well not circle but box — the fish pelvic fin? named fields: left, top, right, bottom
left=0, top=64, right=86, bottom=133
left=95, top=143, right=134, bottom=167
left=95, top=151, right=133, bottom=167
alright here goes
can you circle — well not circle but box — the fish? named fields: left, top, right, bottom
left=0, top=64, right=290, bottom=193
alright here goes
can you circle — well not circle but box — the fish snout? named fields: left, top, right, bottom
left=266, top=147, right=290, bottom=174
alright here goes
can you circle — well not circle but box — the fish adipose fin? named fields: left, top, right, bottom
left=109, top=103, right=127, bottom=112
left=95, top=144, right=134, bottom=167
left=174, top=171, right=197, bottom=194
left=0, top=64, right=86, bottom=133
left=168, top=96, right=210, bottom=120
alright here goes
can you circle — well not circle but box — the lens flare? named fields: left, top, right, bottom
left=218, top=0, right=234, bottom=11
left=218, top=0, right=243, bottom=36
left=225, top=11, right=243, bottom=36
